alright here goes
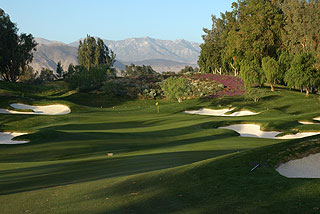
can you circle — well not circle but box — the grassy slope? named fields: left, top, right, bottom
left=0, top=81, right=320, bottom=213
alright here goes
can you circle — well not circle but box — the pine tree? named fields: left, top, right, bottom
left=56, top=61, right=63, bottom=78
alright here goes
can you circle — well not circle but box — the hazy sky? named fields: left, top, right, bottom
left=1, top=0, right=234, bottom=43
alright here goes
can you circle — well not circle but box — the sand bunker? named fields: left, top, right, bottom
left=299, top=121, right=317, bottom=125
left=0, top=103, right=71, bottom=115
left=218, top=124, right=320, bottom=139
left=184, top=108, right=259, bottom=117
left=314, top=117, right=320, bottom=122
left=299, top=116, right=320, bottom=125
left=0, top=132, right=29, bottom=144
left=276, top=153, right=320, bottom=178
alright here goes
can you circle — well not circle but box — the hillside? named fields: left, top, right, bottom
left=30, top=43, right=78, bottom=72
left=32, top=37, right=201, bottom=73
left=125, top=59, right=197, bottom=73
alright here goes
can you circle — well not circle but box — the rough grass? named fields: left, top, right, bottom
left=0, top=80, right=320, bottom=214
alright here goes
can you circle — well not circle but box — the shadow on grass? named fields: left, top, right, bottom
left=262, top=94, right=281, bottom=101
left=0, top=125, right=237, bottom=162
left=0, top=150, right=241, bottom=195
left=62, top=92, right=129, bottom=108
left=84, top=136, right=320, bottom=214
left=50, top=120, right=167, bottom=131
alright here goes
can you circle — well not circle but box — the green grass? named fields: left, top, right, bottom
left=0, top=81, right=320, bottom=213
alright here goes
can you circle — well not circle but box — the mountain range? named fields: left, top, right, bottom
left=31, top=37, right=201, bottom=73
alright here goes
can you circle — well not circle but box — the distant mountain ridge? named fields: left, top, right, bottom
left=31, top=37, right=201, bottom=73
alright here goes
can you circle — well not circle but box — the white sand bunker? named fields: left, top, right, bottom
left=184, top=108, right=259, bottom=117
left=315, top=117, right=320, bottom=121
left=0, top=103, right=71, bottom=115
left=218, top=124, right=320, bottom=139
left=299, top=116, right=320, bottom=125
left=299, top=121, right=318, bottom=125
left=0, top=132, right=29, bottom=144
left=276, top=153, right=320, bottom=178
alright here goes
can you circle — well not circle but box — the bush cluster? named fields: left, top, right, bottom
left=65, top=65, right=115, bottom=92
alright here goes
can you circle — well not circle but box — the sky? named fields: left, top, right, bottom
left=1, top=0, right=234, bottom=44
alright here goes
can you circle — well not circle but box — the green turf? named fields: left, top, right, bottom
left=0, top=81, right=320, bottom=214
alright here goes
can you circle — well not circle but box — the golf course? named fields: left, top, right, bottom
left=2, top=1, right=320, bottom=213
left=1, top=81, right=320, bottom=214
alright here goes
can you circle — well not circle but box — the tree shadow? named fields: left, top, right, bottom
left=61, top=92, right=130, bottom=108
left=262, top=94, right=281, bottom=101
left=0, top=150, right=240, bottom=195
left=0, top=124, right=236, bottom=162
left=80, top=137, right=320, bottom=214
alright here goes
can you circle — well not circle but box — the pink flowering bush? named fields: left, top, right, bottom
left=190, top=74, right=246, bottom=97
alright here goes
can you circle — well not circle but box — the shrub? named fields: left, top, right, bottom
left=244, top=88, right=265, bottom=103
left=67, top=66, right=108, bottom=92
left=121, top=64, right=159, bottom=77
left=37, top=68, right=57, bottom=83
left=161, top=77, right=191, bottom=102
left=190, top=74, right=246, bottom=97
left=187, top=76, right=223, bottom=98
left=19, top=66, right=38, bottom=84
left=102, top=75, right=163, bottom=99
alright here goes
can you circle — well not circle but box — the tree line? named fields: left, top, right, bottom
left=199, top=0, right=320, bottom=95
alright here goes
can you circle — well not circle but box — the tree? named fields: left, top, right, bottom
left=282, top=0, right=320, bottom=67
left=161, top=77, right=190, bottom=103
left=122, top=64, right=158, bottom=77
left=78, top=36, right=115, bottom=70
left=244, top=88, right=265, bottom=103
left=178, top=66, right=199, bottom=74
left=38, top=68, right=56, bottom=83
left=278, top=51, right=293, bottom=84
left=199, top=0, right=285, bottom=86
left=262, top=57, right=279, bottom=91
left=199, top=13, right=233, bottom=74
left=0, top=9, right=37, bottom=82
left=19, top=66, right=38, bottom=84
left=284, top=52, right=320, bottom=95
left=66, top=66, right=109, bottom=92
left=240, top=59, right=264, bottom=88
left=56, top=61, right=64, bottom=79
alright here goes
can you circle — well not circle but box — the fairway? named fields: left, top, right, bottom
left=0, top=82, right=320, bottom=214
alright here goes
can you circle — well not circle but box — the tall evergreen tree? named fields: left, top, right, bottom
left=284, top=52, right=320, bottom=95
left=78, top=36, right=115, bottom=70
left=56, top=61, right=63, bottom=78
left=227, top=0, right=284, bottom=63
left=262, top=56, right=279, bottom=91
left=282, top=0, right=320, bottom=68
left=198, top=15, right=226, bottom=73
